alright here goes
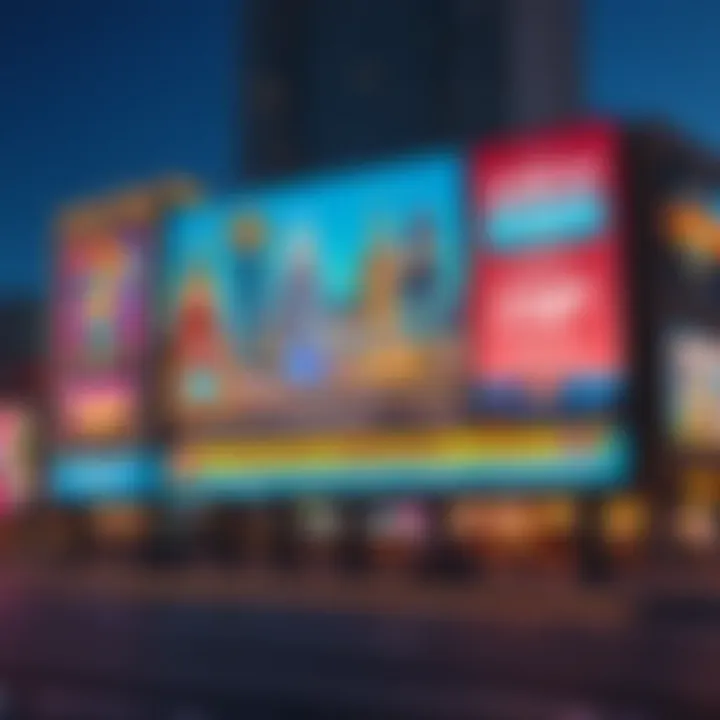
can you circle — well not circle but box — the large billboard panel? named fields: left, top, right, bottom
left=52, top=210, right=152, bottom=445
left=470, top=122, right=627, bottom=416
left=48, top=181, right=198, bottom=503
left=164, top=154, right=465, bottom=433
left=165, top=149, right=631, bottom=500
left=661, top=170, right=720, bottom=454
left=666, top=328, right=720, bottom=450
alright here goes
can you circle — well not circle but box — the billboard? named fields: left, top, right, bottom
left=48, top=181, right=199, bottom=503
left=661, top=173, right=720, bottom=453
left=165, top=149, right=631, bottom=500
left=666, top=329, right=720, bottom=449
left=52, top=214, right=151, bottom=444
left=164, top=153, right=465, bottom=432
left=50, top=450, right=160, bottom=504
left=663, top=188, right=720, bottom=315
left=470, top=122, right=627, bottom=415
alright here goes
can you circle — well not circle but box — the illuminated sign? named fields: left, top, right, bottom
left=49, top=184, right=197, bottom=504
left=164, top=147, right=631, bottom=499
left=666, top=201, right=720, bottom=259
left=481, top=133, right=611, bottom=251
left=662, top=191, right=720, bottom=314
left=58, top=376, right=138, bottom=441
left=164, top=153, right=465, bottom=431
left=471, top=122, right=626, bottom=414
left=666, top=329, right=720, bottom=449
left=51, top=450, right=160, bottom=503
left=52, top=215, right=151, bottom=445
left=169, top=425, right=630, bottom=500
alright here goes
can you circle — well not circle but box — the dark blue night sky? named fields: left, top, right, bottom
left=0, top=0, right=717, bottom=299
left=585, top=0, right=720, bottom=147
left=0, top=0, right=235, bottom=298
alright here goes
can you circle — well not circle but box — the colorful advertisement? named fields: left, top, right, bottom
left=169, top=424, right=630, bottom=500
left=53, top=223, right=150, bottom=443
left=164, top=149, right=632, bottom=500
left=662, top=188, right=720, bottom=314
left=164, top=153, right=465, bottom=432
left=666, top=329, right=720, bottom=449
left=51, top=449, right=160, bottom=504
left=470, top=122, right=626, bottom=414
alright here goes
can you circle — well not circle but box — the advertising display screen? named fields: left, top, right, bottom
left=470, top=123, right=627, bottom=415
left=47, top=186, right=200, bottom=504
left=662, top=176, right=720, bottom=454
left=51, top=450, right=160, bottom=504
left=52, top=216, right=151, bottom=444
left=666, top=329, right=720, bottom=449
left=165, top=149, right=631, bottom=500
left=165, top=153, right=464, bottom=432
left=663, top=187, right=720, bottom=316
left=48, top=182, right=198, bottom=505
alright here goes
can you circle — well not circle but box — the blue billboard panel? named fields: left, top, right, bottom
left=164, top=152, right=466, bottom=432
left=51, top=449, right=160, bottom=504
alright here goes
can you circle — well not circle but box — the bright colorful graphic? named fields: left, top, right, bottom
left=53, top=225, right=149, bottom=442
left=472, top=241, right=624, bottom=410
left=169, top=424, right=631, bottom=500
left=56, top=230, right=146, bottom=367
left=51, top=449, right=160, bottom=503
left=164, top=153, right=465, bottom=431
left=471, top=122, right=626, bottom=414
left=164, top=148, right=632, bottom=499
left=663, top=191, right=720, bottom=313
left=58, top=376, right=138, bottom=442
left=666, top=329, right=720, bottom=449
left=0, top=407, right=32, bottom=513
left=666, top=198, right=720, bottom=258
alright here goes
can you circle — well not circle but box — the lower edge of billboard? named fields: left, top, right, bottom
left=169, top=424, right=632, bottom=502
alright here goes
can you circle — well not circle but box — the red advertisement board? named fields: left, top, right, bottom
left=470, top=122, right=626, bottom=411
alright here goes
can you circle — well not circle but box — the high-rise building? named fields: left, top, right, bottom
left=238, top=0, right=579, bottom=181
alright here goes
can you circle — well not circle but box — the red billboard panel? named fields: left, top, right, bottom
left=470, top=122, right=627, bottom=413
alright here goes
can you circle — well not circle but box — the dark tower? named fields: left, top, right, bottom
left=238, top=0, right=579, bottom=181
